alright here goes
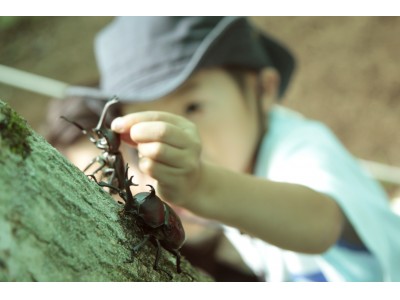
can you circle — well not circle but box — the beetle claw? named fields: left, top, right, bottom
left=87, top=174, right=98, bottom=183
left=128, top=175, right=139, bottom=187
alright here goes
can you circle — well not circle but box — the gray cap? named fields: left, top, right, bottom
left=67, top=16, right=295, bottom=102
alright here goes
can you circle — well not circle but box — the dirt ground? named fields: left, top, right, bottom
left=1, top=16, right=400, bottom=186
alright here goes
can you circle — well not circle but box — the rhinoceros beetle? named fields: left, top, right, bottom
left=61, top=97, right=125, bottom=193
left=95, top=164, right=186, bottom=276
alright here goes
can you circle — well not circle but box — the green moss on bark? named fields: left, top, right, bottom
left=0, top=100, right=31, bottom=159
left=0, top=100, right=210, bottom=282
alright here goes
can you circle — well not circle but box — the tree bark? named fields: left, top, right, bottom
left=0, top=100, right=210, bottom=282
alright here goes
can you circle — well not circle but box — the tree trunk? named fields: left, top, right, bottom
left=0, top=100, right=210, bottom=282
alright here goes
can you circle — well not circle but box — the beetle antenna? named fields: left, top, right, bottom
left=60, top=116, right=87, bottom=134
left=61, top=116, right=98, bottom=142
left=95, top=96, right=119, bottom=131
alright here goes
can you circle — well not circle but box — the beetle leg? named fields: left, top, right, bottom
left=97, top=180, right=115, bottom=189
left=84, top=157, right=105, bottom=174
left=89, top=173, right=125, bottom=199
left=94, top=159, right=107, bottom=175
left=168, top=249, right=193, bottom=280
left=89, top=175, right=125, bottom=198
left=169, top=249, right=182, bottom=274
left=153, top=238, right=161, bottom=270
left=132, top=234, right=151, bottom=253
left=104, top=168, right=116, bottom=186
left=87, top=174, right=98, bottom=183
left=83, top=158, right=97, bottom=173
left=105, top=168, right=123, bottom=195
left=153, top=238, right=173, bottom=280
left=125, top=234, right=151, bottom=263
left=85, top=130, right=98, bottom=144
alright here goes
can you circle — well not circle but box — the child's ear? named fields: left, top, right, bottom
left=259, top=67, right=280, bottom=113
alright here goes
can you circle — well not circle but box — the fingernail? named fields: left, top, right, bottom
left=111, top=117, right=124, bottom=132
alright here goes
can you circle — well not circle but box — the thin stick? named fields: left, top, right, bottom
left=360, top=159, right=400, bottom=186
left=0, top=64, right=68, bottom=98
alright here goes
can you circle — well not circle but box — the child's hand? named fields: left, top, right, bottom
left=111, top=111, right=203, bottom=207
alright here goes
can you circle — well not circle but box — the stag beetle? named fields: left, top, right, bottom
left=61, top=97, right=125, bottom=193
left=96, top=164, right=186, bottom=275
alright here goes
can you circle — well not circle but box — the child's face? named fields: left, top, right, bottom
left=123, top=68, right=264, bottom=173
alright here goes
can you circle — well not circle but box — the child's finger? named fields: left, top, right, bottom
left=138, top=156, right=183, bottom=187
left=119, top=132, right=138, bottom=147
left=130, top=121, right=194, bottom=149
left=111, top=111, right=190, bottom=133
left=137, top=142, right=188, bottom=169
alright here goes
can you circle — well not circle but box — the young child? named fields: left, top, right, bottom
left=68, top=16, right=400, bottom=281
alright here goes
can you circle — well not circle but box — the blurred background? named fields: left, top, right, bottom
left=1, top=16, right=399, bottom=281
left=1, top=16, right=399, bottom=189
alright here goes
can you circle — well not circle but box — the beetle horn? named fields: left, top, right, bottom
left=95, top=96, right=119, bottom=131
left=146, top=184, right=156, bottom=196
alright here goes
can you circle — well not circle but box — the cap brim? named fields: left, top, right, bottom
left=66, top=17, right=295, bottom=102
left=66, top=17, right=242, bottom=102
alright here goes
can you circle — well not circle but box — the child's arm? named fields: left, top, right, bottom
left=193, top=163, right=344, bottom=254
left=112, top=111, right=345, bottom=254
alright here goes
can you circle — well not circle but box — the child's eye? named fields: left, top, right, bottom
left=184, top=102, right=202, bottom=115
